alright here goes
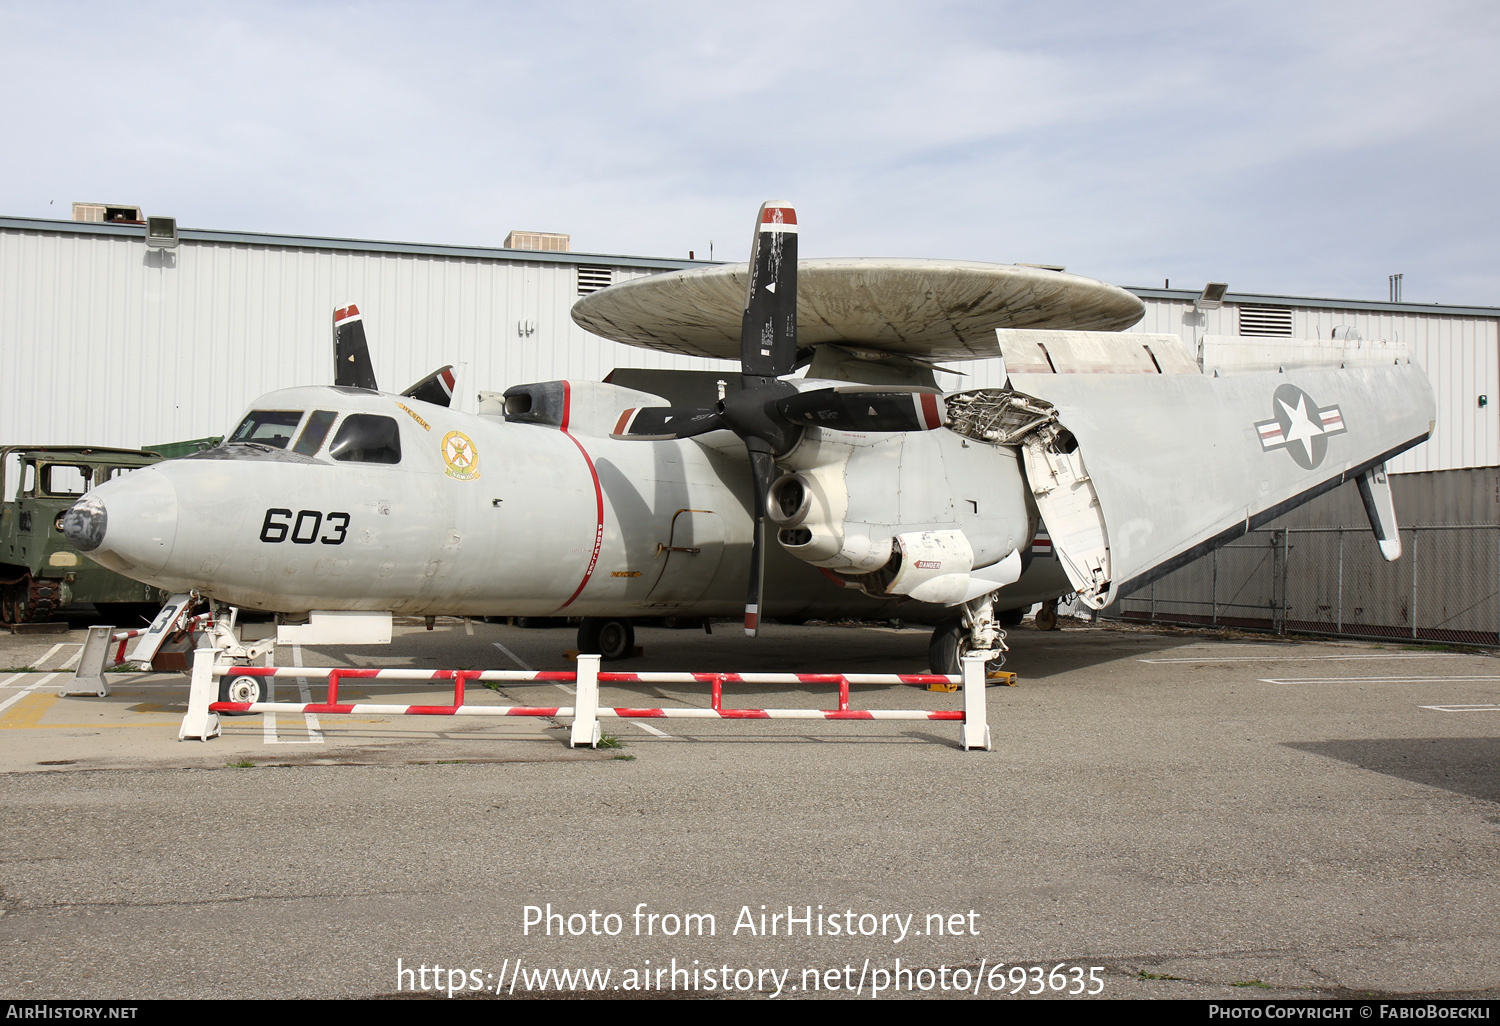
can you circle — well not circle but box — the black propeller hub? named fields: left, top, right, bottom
left=722, top=379, right=803, bottom=456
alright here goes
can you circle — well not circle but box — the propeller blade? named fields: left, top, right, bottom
left=402, top=365, right=456, bottom=407
left=779, top=388, right=947, bottom=432
left=740, top=202, right=798, bottom=382
left=333, top=304, right=378, bottom=390
left=611, top=406, right=725, bottom=441
left=744, top=444, right=778, bottom=636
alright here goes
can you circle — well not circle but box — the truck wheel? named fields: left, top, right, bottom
left=2, top=580, right=31, bottom=625
left=218, top=675, right=268, bottom=715
left=928, top=620, right=972, bottom=676
left=577, top=618, right=634, bottom=661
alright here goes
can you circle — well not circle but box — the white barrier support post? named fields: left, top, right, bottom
left=570, top=653, right=602, bottom=749
left=960, top=653, right=991, bottom=751
left=59, top=625, right=115, bottom=697
left=178, top=646, right=222, bottom=741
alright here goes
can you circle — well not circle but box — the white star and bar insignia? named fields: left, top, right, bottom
left=1254, top=384, right=1347, bottom=470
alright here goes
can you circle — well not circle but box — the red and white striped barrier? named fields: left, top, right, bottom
left=60, top=614, right=216, bottom=698
left=179, top=654, right=992, bottom=751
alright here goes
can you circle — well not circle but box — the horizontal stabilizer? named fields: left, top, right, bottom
left=402, top=365, right=457, bottom=408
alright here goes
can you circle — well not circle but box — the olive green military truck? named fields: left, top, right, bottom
left=0, top=446, right=166, bottom=625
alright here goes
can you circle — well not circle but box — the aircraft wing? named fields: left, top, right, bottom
left=976, top=330, right=1436, bottom=609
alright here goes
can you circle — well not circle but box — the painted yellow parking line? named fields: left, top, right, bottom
left=0, top=693, right=55, bottom=728
left=0, top=693, right=175, bottom=729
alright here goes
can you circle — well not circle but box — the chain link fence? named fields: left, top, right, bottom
left=1115, top=525, right=1500, bottom=647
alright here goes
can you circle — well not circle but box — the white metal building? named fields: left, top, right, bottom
left=0, top=216, right=712, bottom=449
left=2, top=214, right=1495, bottom=477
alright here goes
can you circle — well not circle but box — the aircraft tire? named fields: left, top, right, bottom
left=578, top=618, right=635, bottom=661
left=998, top=606, right=1025, bottom=628
left=218, top=675, right=268, bottom=715
left=928, top=620, right=971, bottom=676
left=1035, top=600, right=1059, bottom=631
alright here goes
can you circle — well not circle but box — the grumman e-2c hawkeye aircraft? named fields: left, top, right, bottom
left=63, top=202, right=1436, bottom=680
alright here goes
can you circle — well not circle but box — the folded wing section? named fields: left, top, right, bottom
left=955, top=330, right=1436, bottom=609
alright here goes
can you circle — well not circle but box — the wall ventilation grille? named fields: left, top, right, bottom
left=1239, top=306, right=1295, bottom=337
left=577, top=266, right=613, bottom=295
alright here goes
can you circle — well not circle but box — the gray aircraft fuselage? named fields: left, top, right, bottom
left=71, top=384, right=1065, bottom=619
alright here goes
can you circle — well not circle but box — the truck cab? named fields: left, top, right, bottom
left=1, top=446, right=167, bottom=624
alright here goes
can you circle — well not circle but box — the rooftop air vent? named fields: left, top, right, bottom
left=72, top=202, right=144, bottom=224
left=504, top=230, right=570, bottom=252
left=1238, top=306, right=1294, bottom=337
left=577, top=265, right=613, bottom=295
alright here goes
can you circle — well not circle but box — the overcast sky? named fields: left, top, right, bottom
left=5, top=1, right=1498, bottom=305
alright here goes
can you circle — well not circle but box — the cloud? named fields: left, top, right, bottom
left=3, top=0, right=1497, bottom=303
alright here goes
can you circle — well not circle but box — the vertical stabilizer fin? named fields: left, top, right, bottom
left=333, top=304, right=379, bottom=391
left=1355, top=463, right=1402, bottom=561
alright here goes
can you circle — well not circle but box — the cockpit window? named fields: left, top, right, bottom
left=293, top=410, right=338, bottom=455
left=230, top=410, right=304, bottom=449
left=328, top=414, right=402, bottom=465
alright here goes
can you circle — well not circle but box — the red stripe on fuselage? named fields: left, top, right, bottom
left=920, top=392, right=940, bottom=428
left=556, top=381, right=606, bottom=611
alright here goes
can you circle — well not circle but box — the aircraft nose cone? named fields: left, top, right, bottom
left=62, top=496, right=107, bottom=551
left=69, top=468, right=180, bottom=576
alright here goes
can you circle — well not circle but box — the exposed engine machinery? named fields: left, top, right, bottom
left=768, top=424, right=1033, bottom=606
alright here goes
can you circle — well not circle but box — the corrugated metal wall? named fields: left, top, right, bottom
left=3, top=223, right=1495, bottom=478
left=0, top=225, right=723, bottom=449
left=1113, top=467, right=1500, bottom=645
left=1130, top=297, right=1499, bottom=474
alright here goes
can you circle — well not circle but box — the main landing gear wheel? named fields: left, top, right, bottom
left=928, top=619, right=972, bottom=677
left=998, top=606, right=1025, bottom=628
left=1035, top=599, right=1060, bottom=631
left=218, top=675, right=268, bottom=715
left=577, top=618, right=635, bottom=661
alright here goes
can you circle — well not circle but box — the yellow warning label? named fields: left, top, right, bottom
left=396, top=402, right=431, bottom=431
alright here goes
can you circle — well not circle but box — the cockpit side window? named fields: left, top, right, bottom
left=328, top=414, right=402, bottom=465
left=230, top=411, right=305, bottom=449
left=293, top=410, right=338, bottom=455
left=40, top=464, right=90, bottom=496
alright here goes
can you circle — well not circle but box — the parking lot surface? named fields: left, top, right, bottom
left=1, top=617, right=1496, bottom=1000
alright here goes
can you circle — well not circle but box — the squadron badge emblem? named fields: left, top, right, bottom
left=1254, top=384, right=1346, bottom=470
left=441, top=430, right=480, bottom=480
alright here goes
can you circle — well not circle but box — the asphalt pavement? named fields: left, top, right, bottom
left=0, top=616, right=1496, bottom=1001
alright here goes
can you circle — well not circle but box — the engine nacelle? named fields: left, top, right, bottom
left=770, top=428, right=1032, bottom=603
